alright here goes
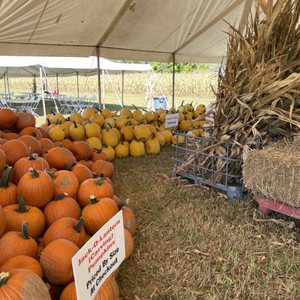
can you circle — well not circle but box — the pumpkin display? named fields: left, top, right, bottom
left=12, top=150, right=49, bottom=184
left=0, top=269, right=51, bottom=299
left=0, top=222, right=38, bottom=266
left=17, top=168, right=54, bottom=207
left=18, top=135, right=42, bottom=156
left=0, top=204, right=6, bottom=237
left=0, top=108, right=17, bottom=129
left=40, top=238, right=79, bottom=285
left=91, top=159, right=114, bottom=178
left=44, top=193, right=81, bottom=227
left=0, top=167, right=17, bottom=207
left=82, top=196, right=118, bottom=234
left=2, top=139, right=28, bottom=165
left=0, top=255, right=43, bottom=278
left=4, top=196, right=45, bottom=238
left=51, top=170, right=79, bottom=198
left=77, top=176, right=114, bottom=207
left=44, top=147, right=76, bottom=170
left=43, top=217, right=86, bottom=248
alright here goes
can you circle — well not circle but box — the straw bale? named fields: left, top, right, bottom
left=243, top=143, right=300, bottom=206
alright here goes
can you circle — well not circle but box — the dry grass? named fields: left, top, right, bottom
left=113, top=146, right=300, bottom=300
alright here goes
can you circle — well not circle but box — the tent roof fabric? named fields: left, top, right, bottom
left=0, top=56, right=152, bottom=78
left=0, top=0, right=253, bottom=63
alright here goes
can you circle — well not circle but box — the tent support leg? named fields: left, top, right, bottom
left=6, top=74, right=11, bottom=99
left=3, top=73, right=7, bottom=97
left=172, top=53, right=175, bottom=108
left=56, top=74, right=59, bottom=91
left=39, top=67, right=46, bottom=118
left=76, top=71, right=79, bottom=98
left=121, top=70, right=124, bottom=107
left=96, top=47, right=102, bottom=110
left=102, top=70, right=105, bottom=109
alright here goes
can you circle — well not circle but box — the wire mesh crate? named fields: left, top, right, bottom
left=172, top=131, right=245, bottom=199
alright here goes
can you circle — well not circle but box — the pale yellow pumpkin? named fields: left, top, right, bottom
left=82, top=107, right=96, bottom=120
left=85, top=122, right=101, bottom=138
left=133, top=124, right=151, bottom=141
left=144, top=111, right=155, bottom=123
left=86, top=136, right=102, bottom=151
left=120, top=107, right=132, bottom=118
left=115, top=116, right=129, bottom=129
left=70, top=112, right=84, bottom=124
left=162, top=130, right=173, bottom=143
left=89, top=114, right=105, bottom=127
left=69, top=122, right=85, bottom=140
left=48, top=126, right=65, bottom=141
left=102, top=130, right=118, bottom=148
left=102, top=146, right=115, bottom=160
left=129, top=140, right=145, bottom=157
left=120, top=126, right=134, bottom=141
left=115, top=142, right=129, bottom=158
left=155, top=132, right=166, bottom=147
left=145, top=138, right=160, bottom=154
left=101, top=109, right=113, bottom=119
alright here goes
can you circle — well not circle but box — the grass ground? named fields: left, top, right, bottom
left=113, top=146, right=300, bottom=300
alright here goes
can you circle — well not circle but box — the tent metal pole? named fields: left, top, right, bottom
left=76, top=71, right=79, bottom=98
left=6, top=74, right=11, bottom=99
left=3, top=73, right=7, bottom=97
left=96, top=47, right=102, bottom=109
left=56, top=74, right=59, bottom=91
left=39, top=67, right=46, bottom=118
left=102, top=70, right=105, bottom=109
left=121, top=70, right=124, bottom=107
left=172, top=53, right=175, bottom=108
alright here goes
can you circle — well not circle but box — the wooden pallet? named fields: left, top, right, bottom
left=254, top=193, right=300, bottom=220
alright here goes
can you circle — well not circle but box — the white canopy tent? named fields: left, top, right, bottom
left=0, top=0, right=254, bottom=106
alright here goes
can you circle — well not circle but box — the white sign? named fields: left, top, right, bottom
left=165, top=113, right=179, bottom=128
left=72, top=211, right=125, bottom=300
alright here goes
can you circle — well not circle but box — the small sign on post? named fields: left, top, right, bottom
left=72, top=211, right=125, bottom=300
left=165, top=113, right=179, bottom=128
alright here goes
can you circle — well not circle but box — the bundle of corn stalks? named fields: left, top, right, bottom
left=181, top=0, right=300, bottom=184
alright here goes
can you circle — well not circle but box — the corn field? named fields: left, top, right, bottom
left=0, top=72, right=217, bottom=100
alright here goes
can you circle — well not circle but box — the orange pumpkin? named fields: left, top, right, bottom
left=15, top=112, right=36, bottom=131
left=78, top=159, right=94, bottom=169
left=12, top=151, right=49, bottom=184
left=121, top=206, right=137, bottom=236
left=69, top=163, right=93, bottom=184
left=44, top=193, right=81, bottom=227
left=4, top=196, right=45, bottom=238
left=44, top=147, right=76, bottom=170
left=112, top=195, right=121, bottom=206
left=0, top=221, right=38, bottom=266
left=72, top=141, right=93, bottom=161
left=61, top=139, right=73, bottom=151
left=17, top=168, right=54, bottom=208
left=77, top=176, right=114, bottom=208
left=43, top=217, right=86, bottom=248
left=124, top=228, right=134, bottom=260
left=19, top=126, right=42, bottom=140
left=40, top=138, right=54, bottom=155
left=91, top=159, right=114, bottom=178
left=40, top=239, right=79, bottom=285
left=0, top=108, right=17, bottom=129
left=51, top=170, right=79, bottom=198
left=0, top=167, right=17, bottom=207
left=2, top=139, right=28, bottom=166
left=82, top=196, right=118, bottom=234
left=91, top=151, right=110, bottom=162
left=0, top=255, right=43, bottom=278
left=0, top=204, right=6, bottom=237
left=1, top=132, right=19, bottom=140
left=60, top=276, right=119, bottom=300
left=18, top=135, right=42, bottom=156
left=37, top=127, right=49, bottom=139
left=0, top=148, right=6, bottom=178
left=0, top=269, right=51, bottom=299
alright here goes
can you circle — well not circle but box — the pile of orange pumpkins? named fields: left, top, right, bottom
left=0, top=108, right=136, bottom=299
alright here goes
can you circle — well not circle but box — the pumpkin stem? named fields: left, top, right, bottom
left=29, top=168, right=39, bottom=178
left=20, top=221, right=30, bottom=240
left=16, top=196, right=29, bottom=213
left=0, top=166, right=12, bottom=188
left=74, top=217, right=85, bottom=233
left=89, top=195, right=98, bottom=205
left=132, top=104, right=138, bottom=110
left=118, top=202, right=126, bottom=210
left=54, top=193, right=67, bottom=201
left=46, top=118, right=51, bottom=126
left=46, top=171, right=57, bottom=179
left=73, top=121, right=78, bottom=128
left=95, top=176, right=106, bottom=186
left=0, top=272, right=9, bottom=286
left=64, top=164, right=72, bottom=171
left=28, top=148, right=36, bottom=160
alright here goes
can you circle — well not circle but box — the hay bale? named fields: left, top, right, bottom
left=243, top=143, right=300, bottom=206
